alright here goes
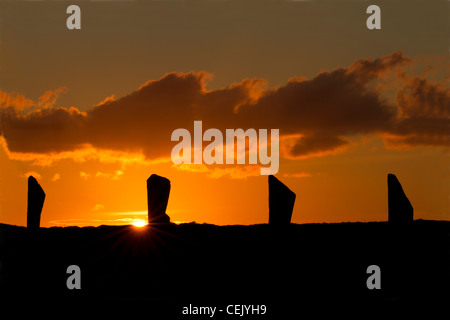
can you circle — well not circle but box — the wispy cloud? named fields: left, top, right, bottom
left=208, top=165, right=261, bottom=179
left=0, top=137, right=160, bottom=167
left=0, top=91, right=34, bottom=110
left=49, top=210, right=149, bottom=227
left=283, top=172, right=312, bottom=178
left=0, top=87, right=67, bottom=111
left=91, top=204, right=105, bottom=212
left=80, top=171, right=91, bottom=180
left=95, top=170, right=125, bottom=180
left=23, top=171, right=42, bottom=180
left=173, top=163, right=266, bottom=179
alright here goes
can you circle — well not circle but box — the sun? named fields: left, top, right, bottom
left=132, top=220, right=147, bottom=228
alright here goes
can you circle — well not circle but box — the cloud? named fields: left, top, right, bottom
left=283, top=172, right=312, bottom=178
left=48, top=217, right=144, bottom=227
left=80, top=171, right=91, bottom=180
left=0, top=91, right=34, bottom=110
left=91, top=204, right=105, bottom=212
left=0, top=106, right=86, bottom=154
left=37, top=87, right=69, bottom=109
left=23, top=171, right=42, bottom=180
left=0, top=137, right=152, bottom=167
left=207, top=165, right=261, bottom=179
left=95, top=170, right=124, bottom=180
left=48, top=210, right=148, bottom=227
left=385, top=76, right=450, bottom=147
left=285, top=135, right=350, bottom=158
left=0, top=87, right=67, bottom=111
left=173, top=163, right=262, bottom=179
left=51, top=173, right=61, bottom=182
left=0, top=51, right=448, bottom=170
left=173, top=163, right=210, bottom=173
left=80, top=170, right=125, bottom=180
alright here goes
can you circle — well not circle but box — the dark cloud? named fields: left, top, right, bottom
left=346, top=50, right=410, bottom=84
left=0, top=51, right=448, bottom=163
left=288, top=135, right=350, bottom=158
left=233, top=65, right=397, bottom=156
left=387, top=76, right=450, bottom=147
left=0, top=106, right=85, bottom=153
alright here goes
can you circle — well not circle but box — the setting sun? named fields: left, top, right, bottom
left=132, top=220, right=147, bottom=228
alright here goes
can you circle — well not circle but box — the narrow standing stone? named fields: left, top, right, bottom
left=27, top=176, right=46, bottom=229
left=147, top=174, right=171, bottom=224
left=388, top=173, right=413, bottom=224
left=268, top=175, right=296, bottom=225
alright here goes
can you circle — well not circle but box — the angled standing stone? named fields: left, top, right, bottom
left=388, top=173, right=413, bottom=224
left=147, top=174, right=171, bottom=224
left=268, top=175, right=296, bottom=225
left=27, top=176, right=46, bottom=229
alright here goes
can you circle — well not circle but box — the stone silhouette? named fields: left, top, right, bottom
left=268, top=175, right=296, bottom=225
left=27, top=176, right=46, bottom=229
left=387, top=173, right=413, bottom=224
left=147, top=174, right=171, bottom=224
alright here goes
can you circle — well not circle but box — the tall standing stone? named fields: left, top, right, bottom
left=27, top=176, right=46, bottom=229
left=387, top=173, right=413, bottom=224
left=147, top=174, right=171, bottom=224
left=268, top=175, right=296, bottom=225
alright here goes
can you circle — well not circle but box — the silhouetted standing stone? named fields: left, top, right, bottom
left=388, top=173, right=413, bottom=224
left=147, top=174, right=171, bottom=224
left=268, top=175, right=296, bottom=225
left=27, top=176, right=46, bottom=229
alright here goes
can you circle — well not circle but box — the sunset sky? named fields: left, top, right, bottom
left=0, top=0, right=448, bottom=227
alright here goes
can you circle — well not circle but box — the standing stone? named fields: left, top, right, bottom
left=27, top=176, right=46, bottom=229
left=147, top=174, right=171, bottom=224
left=268, top=175, right=296, bottom=225
left=388, top=173, right=413, bottom=224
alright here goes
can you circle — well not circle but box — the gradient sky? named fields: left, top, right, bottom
left=0, top=0, right=448, bottom=227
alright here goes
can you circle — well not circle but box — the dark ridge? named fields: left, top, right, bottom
left=0, top=220, right=449, bottom=315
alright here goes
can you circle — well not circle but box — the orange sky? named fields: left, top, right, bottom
left=0, top=1, right=448, bottom=227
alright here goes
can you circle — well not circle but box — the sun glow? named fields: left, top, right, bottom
left=132, top=220, right=147, bottom=227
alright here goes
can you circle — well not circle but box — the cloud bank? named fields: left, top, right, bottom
left=0, top=52, right=448, bottom=167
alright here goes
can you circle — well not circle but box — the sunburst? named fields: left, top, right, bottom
left=132, top=220, right=147, bottom=228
